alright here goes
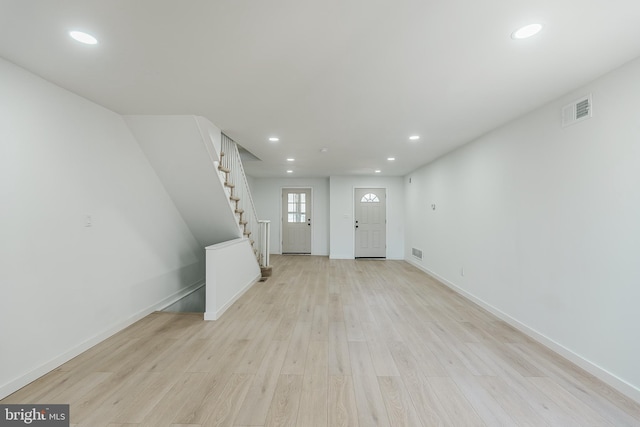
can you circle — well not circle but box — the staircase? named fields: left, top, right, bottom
left=218, top=133, right=271, bottom=273
left=123, top=115, right=271, bottom=320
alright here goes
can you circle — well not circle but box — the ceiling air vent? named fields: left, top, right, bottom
left=562, top=94, right=592, bottom=127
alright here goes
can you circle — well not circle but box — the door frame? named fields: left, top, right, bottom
left=280, top=187, right=314, bottom=254
left=353, top=187, right=387, bottom=258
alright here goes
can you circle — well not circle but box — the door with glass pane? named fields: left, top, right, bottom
left=354, top=188, right=386, bottom=258
left=282, top=188, right=311, bottom=254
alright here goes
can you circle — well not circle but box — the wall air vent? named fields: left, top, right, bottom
left=562, top=94, right=592, bottom=127
left=412, top=248, right=423, bottom=260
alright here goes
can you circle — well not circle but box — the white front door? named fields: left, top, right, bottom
left=354, top=188, right=386, bottom=258
left=282, top=188, right=311, bottom=254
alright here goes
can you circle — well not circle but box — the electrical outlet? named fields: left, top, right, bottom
left=85, top=215, right=92, bottom=227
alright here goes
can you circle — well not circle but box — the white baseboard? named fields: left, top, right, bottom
left=159, top=281, right=206, bottom=311
left=405, top=258, right=640, bottom=404
left=0, top=279, right=204, bottom=400
left=156, top=281, right=206, bottom=311
left=204, top=272, right=260, bottom=321
left=329, top=254, right=352, bottom=260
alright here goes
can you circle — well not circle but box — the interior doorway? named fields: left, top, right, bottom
left=282, top=188, right=312, bottom=254
left=354, top=188, right=386, bottom=258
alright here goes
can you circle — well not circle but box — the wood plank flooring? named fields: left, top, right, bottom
left=3, top=255, right=640, bottom=426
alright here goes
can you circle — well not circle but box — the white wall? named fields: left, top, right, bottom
left=204, top=238, right=261, bottom=320
left=330, top=176, right=404, bottom=259
left=404, top=56, right=640, bottom=400
left=249, top=177, right=330, bottom=256
left=0, top=58, right=204, bottom=398
left=125, top=115, right=241, bottom=247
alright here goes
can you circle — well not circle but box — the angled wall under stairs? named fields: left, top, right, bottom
left=124, top=115, right=242, bottom=247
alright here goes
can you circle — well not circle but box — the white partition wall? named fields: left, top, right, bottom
left=205, top=238, right=261, bottom=320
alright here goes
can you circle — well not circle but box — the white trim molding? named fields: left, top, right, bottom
left=0, top=278, right=205, bottom=400
left=405, top=258, right=640, bottom=404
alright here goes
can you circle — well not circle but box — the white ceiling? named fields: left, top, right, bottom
left=2, top=0, right=640, bottom=178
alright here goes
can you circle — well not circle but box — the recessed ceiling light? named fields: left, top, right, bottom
left=286, top=158, right=295, bottom=162
left=511, top=24, right=542, bottom=39
left=286, top=170, right=293, bottom=173
left=409, top=135, right=420, bottom=140
left=269, top=137, right=279, bottom=142
left=69, top=30, right=98, bottom=45
left=320, top=148, right=328, bottom=153
left=387, top=157, right=395, bottom=161
left=374, top=170, right=381, bottom=174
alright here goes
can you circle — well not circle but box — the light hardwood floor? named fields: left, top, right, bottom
left=3, top=255, right=640, bottom=426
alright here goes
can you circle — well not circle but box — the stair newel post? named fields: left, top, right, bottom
left=259, top=220, right=270, bottom=268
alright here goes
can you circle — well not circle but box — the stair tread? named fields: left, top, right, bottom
left=224, top=182, right=235, bottom=188
left=230, top=196, right=240, bottom=201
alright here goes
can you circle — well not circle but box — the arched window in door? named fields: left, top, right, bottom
left=360, top=193, right=380, bottom=203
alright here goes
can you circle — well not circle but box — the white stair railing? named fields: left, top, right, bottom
left=219, top=134, right=270, bottom=268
